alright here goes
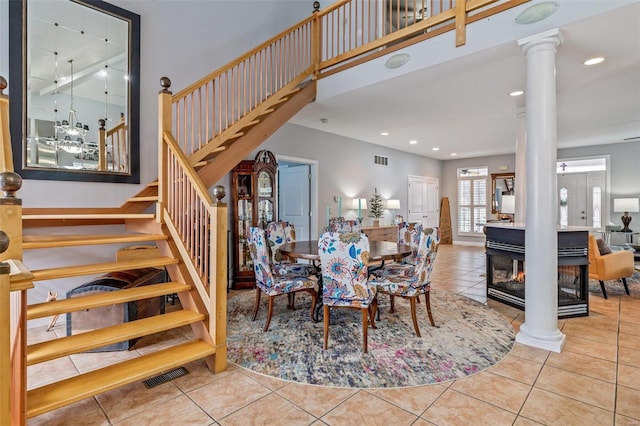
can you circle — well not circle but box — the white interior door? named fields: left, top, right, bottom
left=408, top=175, right=439, bottom=227
left=278, top=164, right=311, bottom=240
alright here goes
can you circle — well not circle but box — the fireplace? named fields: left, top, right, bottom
left=485, top=225, right=589, bottom=318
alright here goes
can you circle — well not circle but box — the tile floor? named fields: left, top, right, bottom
left=27, top=244, right=640, bottom=425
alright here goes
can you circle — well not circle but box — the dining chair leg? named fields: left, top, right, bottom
left=390, top=295, right=396, bottom=313
left=362, top=308, right=369, bottom=353
left=424, top=291, right=436, bottom=327
left=263, top=296, right=276, bottom=332
left=409, top=297, right=421, bottom=337
left=252, top=288, right=262, bottom=321
left=323, top=305, right=330, bottom=349
left=369, top=298, right=378, bottom=329
left=307, top=289, right=318, bottom=323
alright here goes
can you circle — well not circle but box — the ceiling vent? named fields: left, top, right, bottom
left=374, top=155, right=389, bottom=166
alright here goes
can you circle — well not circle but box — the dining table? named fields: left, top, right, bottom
left=278, top=240, right=412, bottom=320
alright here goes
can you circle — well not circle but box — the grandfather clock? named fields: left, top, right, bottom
left=231, top=150, right=278, bottom=289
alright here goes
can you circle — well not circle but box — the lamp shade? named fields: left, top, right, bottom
left=501, top=195, right=516, bottom=214
left=351, top=198, right=368, bottom=210
left=614, top=198, right=640, bottom=213
left=386, top=199, right=401, bottom=210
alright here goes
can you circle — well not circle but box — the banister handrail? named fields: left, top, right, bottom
left=172, top=16, right=316, bottom=102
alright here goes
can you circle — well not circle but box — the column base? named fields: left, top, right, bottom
left=516, top=323, right=566, bottom=353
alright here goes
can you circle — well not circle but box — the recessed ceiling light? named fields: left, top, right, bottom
left=515, top=2, right=559, bottom=25
left=450, top=153, right=458, bottom=156
left=409, top=140, right=418, bottom=145
left=380, top=131, right=389, bottom=136
left=509, top=90, right=524, bottom=97
left=432, top=147, right=440, bottom=151
left=584, top=57, right=605, bottom=66
left=385, top=53, right=411, bottom=69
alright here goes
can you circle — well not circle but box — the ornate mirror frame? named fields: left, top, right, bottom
left=491, top=172, right=515, bottom=214
left=8, top=0, right=140, bottom=183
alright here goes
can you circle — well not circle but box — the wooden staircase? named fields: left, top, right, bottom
left=20, top=214, right=219, bottom=419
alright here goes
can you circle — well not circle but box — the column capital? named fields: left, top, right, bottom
left=518, top=28, right=562, bottom=55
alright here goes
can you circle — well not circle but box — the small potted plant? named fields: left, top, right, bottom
left=369, top=187, right=384, bottom=227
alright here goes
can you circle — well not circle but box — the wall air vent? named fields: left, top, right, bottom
left=374, top=155, right=389, bottom=166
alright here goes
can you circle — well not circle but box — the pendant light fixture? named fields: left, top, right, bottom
left=55, top=59, right=88, bottom=138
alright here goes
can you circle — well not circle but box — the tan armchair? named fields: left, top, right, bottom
left=588, top=234, right=634, bottom=299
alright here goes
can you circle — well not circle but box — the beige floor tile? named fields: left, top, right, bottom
left=187, top=372, right=271, bottom=420
left=620, top=321, right=640, bottom=337
left=368, top=384, right=447, bottom=415
left=27, top=324, right=60, bottom=345
left=534, top=365, right=615, bottom=410
left=615, top=413, right=640, bottom=425
left=219, top=392, right=316, bottom=425
left=95, top=381, right=183, bottom=422
left=546, top=350, right=617, bottom=383
left=112, top=394, right=213, bottom=425
left=241, top=368, right=289, bottom=391
left=618, top=364, right=640, bottom=391
left=521, top=388, right=614, bottom=425
left=320, top=390, right=418, bottom=426
left=133, top=328, right=191, bottom=355
left=509, top=342, right=551, bottom=364
left=568, top=313, right=619, bottom=332
left=488, top=353, right=543, bottom=385
left=563, top=335, right=618, bottom=362
left=562, top=321, right=618, bottom=344
left=618, top=347, right=640, bottom=369
left=616, top=385, right=640, bottom=420
left=27, top=356, right=78, bottom=389
left=276, top=383, right=358, bottom=418
left=27, top=397, right=109, bottom=426
left=619, top=332, right=640, bottom=351
left=451, top=371, right=530, bottom=413
left=69, top=348, right=140, bottom=373
left=421, top=388, right=516, bottom=425
left=171, top=359, right=238, bottom=393
left=512, top=416, right=544, bottom=425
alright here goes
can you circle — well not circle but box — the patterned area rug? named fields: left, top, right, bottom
left=589, top=268, right=640, bottom=298
left=227, top=289, right=515, bottom=388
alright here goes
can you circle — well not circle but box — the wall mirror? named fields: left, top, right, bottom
left=491, top=172, right=515, bottom=214
left=9, top=0, right=140, bottom=183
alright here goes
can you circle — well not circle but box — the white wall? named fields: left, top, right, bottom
left=0, top=0, right=311, bottom=207
left=250, top=123, right=442, bottom=233
left=0, top=0, right=311, bottom=327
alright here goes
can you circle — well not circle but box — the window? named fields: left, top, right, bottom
left=458, top=167, right=488, bottom=234
left=559, top=187, right=568, bottom=228
left=592, top=186, right=602, bottom=229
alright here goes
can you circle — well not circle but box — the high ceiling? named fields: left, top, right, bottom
left=289, top=1, right=640, bottom=160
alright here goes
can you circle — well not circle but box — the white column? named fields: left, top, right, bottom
left=514, top=107, right=526, bottom=224
left=516, top=28, right=565, bottom=353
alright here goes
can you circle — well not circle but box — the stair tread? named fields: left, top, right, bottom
left=31, top=257, right=179, bottom=281
left=27, top=340, right=216, bottom=418
left=27, top=282, right=190, bottom=320
left=27, top=310, right=204, bottom=365
left=23, top=233, right=167, bottom=249
left=23, top=213, right=155, bottom=220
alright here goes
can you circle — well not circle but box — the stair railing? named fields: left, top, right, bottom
left=98, top=114, right=128, bottom=173
left=158, top=79, right=228, bottom=372
left=0, top=76, right=31, bottom=424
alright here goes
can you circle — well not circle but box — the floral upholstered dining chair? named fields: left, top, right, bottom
left=397, top=222, right=423, bottom=266
left=248, top=227, right=318, bottom=332
left=369, top=226, right=440, bottom=337
left=265, top=221, right=316, bottom=277
left=328, top=217, right=363, bottom=233
left=318, top=232, right=377, bottom=353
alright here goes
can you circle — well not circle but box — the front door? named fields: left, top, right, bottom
left=408, top=175, right=439, bottom=227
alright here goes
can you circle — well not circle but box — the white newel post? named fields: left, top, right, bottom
left=514, top=107, right=526, bottom=223
left=516, top=28, right=565, bottom=353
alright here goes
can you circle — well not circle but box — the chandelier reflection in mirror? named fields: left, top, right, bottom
left=25, top=1, right=129, bottom=173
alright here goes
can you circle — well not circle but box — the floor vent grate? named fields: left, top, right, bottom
left=143, top=367, right=189, bottom=389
